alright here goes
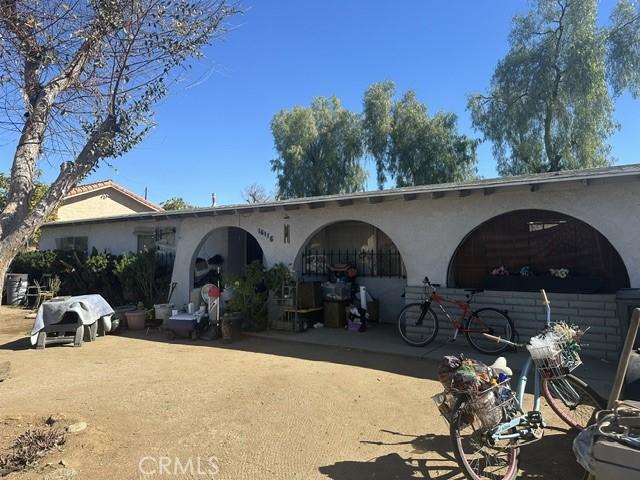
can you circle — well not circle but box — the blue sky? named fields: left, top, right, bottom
left=1, top=0, right=638, bottom=206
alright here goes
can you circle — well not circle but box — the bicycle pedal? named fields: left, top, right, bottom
left=526, top=427, right=544, bottom=442
left=525, top=411, right=543, bottom=427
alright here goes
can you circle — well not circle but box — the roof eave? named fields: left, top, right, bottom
left=41, top=163, right=640, bottom=228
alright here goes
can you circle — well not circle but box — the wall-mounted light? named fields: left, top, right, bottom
left=284, top=224, right=290, bottom=244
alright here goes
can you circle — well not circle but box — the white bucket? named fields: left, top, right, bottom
left=154, top=303, right=174, bottom=323
left=190, top=288, right=202, bottom=308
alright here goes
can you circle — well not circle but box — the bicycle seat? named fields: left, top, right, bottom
left=464, top=288, right=484, bottom=295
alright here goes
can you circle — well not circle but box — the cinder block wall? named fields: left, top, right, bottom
left=405, top=286, right=620, bottom=360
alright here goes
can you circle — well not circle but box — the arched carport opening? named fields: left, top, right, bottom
left=448, top=209, right=630, bottom=294
left=295, top=220, right=407, bottom=324
left=191, top=226, right=264, bottom=289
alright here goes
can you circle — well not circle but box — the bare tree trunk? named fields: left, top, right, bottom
left=0, top=115, right=116, bottom=304
left=0, top=253, right=9, bottom=304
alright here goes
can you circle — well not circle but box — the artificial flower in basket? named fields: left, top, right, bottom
left=491, top=265, right=509, bottom=276
left=549, top=268, right=569, bottom=279
left=519, top=266, right=532, bottom=277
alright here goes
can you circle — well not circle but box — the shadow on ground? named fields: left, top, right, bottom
left=318, top=428, right=586, bottom=480
left=0, top=337, right=32, bottom=351
left=115, top=330, right=442, bottom=380
left=318, top=429, right=460, bottom=479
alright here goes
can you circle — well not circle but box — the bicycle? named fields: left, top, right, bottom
left=437, top=290, right=606, bottom=480
left=397, top=276, right=515, bottom=354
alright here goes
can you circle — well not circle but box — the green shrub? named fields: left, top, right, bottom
left=113, top=250, right=173, bottom=308
left=9, top=248, right=173, bottom=308
left=9, top=250, right=59, bottom=280
left=223, top=261, right=290, bottom=331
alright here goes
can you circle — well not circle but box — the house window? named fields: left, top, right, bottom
left=137, top=234, right=156, bottom=253
left=55, top=236, right=88, bottom=254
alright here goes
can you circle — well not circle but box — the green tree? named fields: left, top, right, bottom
left=363, top=81, right=478, bottom=188
left=271, top=96, right=367, bottom=199
left=160, top=197, right=195, bottom=210
left=0, top=1, right=240, bottom=294
left=468, top=0, right=640, bottom=176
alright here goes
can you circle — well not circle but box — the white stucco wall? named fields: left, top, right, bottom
left=197, top=228, right=229, bottom=263
left=39, top=175, right=640, bottom=311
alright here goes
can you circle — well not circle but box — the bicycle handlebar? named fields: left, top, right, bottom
left=540, top=289, right=551, bottom=327
left=483, top=333, right=502, bottom=343
left=482, top=333, right=523, bottom=348
left=540, top=289, right=550, bottom=306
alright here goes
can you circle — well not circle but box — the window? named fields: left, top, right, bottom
left=450, top=210, right=629, bottom=293
left=137, top=234, right=155, bottom=253
left=55, top=236, right=88, bottom=254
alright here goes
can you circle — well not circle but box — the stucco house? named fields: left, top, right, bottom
left=57, top=180, right=163, bottom=222
left=39, top=164, right=640, bottom=359
left=51, top=180, right=164, bottom=253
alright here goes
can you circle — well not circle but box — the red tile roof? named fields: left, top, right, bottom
left=66, top=180, right=164, bottom=212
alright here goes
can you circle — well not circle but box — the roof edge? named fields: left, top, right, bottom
left=42, top=163, right=640, bottom=228
left=64, top=180, right=164, bottom=212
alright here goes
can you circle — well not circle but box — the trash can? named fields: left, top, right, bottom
left=4, top=273, right=28, bottom=306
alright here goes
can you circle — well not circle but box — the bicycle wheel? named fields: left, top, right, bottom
left=397, top=303, right=438, bottom=347
left=450, top=396, right=519, bottom=480
left=542, top=374, right=605, bottom=431
left=465, top=308, right=514, bottom=355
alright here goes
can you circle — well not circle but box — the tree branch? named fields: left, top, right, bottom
left=4, top=114, right=116, bottom=246
left=606, top=12, right=640, bottom=41
left=0, top=0, right=44, bottom=104
left=43, top=0, right=119, bottom=97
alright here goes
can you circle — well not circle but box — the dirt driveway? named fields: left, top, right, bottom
left=0, top=306, right=584, bottom=479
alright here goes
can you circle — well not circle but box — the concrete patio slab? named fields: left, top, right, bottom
left=247, top=323, right=617, bottom=398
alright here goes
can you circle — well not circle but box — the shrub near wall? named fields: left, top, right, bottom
left=9, top=249, right=172, bottom=308
left=9, top=250, right=59, bottom=281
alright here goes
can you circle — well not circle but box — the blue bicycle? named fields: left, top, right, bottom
left=437, top=290, right=606, bottom=480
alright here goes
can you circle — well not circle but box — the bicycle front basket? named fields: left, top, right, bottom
left=527, top=338, right=582, bottom=379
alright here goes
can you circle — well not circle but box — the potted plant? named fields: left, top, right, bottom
left=222, top=261, right=270, bottom=335
left=125, top=303, right=147, bottom=330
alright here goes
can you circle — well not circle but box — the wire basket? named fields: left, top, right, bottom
left=527, top=339, right=582, bottom=379
left=443, top=379, right=517, bottom=429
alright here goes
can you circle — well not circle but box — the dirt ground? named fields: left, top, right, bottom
left=0, top=306, right=585, bottom=479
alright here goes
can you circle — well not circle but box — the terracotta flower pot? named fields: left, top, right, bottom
left=125, top=310, right=146, bottom=330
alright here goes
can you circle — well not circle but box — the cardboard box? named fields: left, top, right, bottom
left=324, top=300, right=348, bottom=328
left=298, top=282, right=322, bottom=309
left=322, top=282, right=351, bottom=301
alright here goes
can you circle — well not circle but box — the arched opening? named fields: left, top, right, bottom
left=297, top=220, right=407, bottom=323
left=192, top=226, right=264, bottom=289
left=449, top=209, right=629, bottom=293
